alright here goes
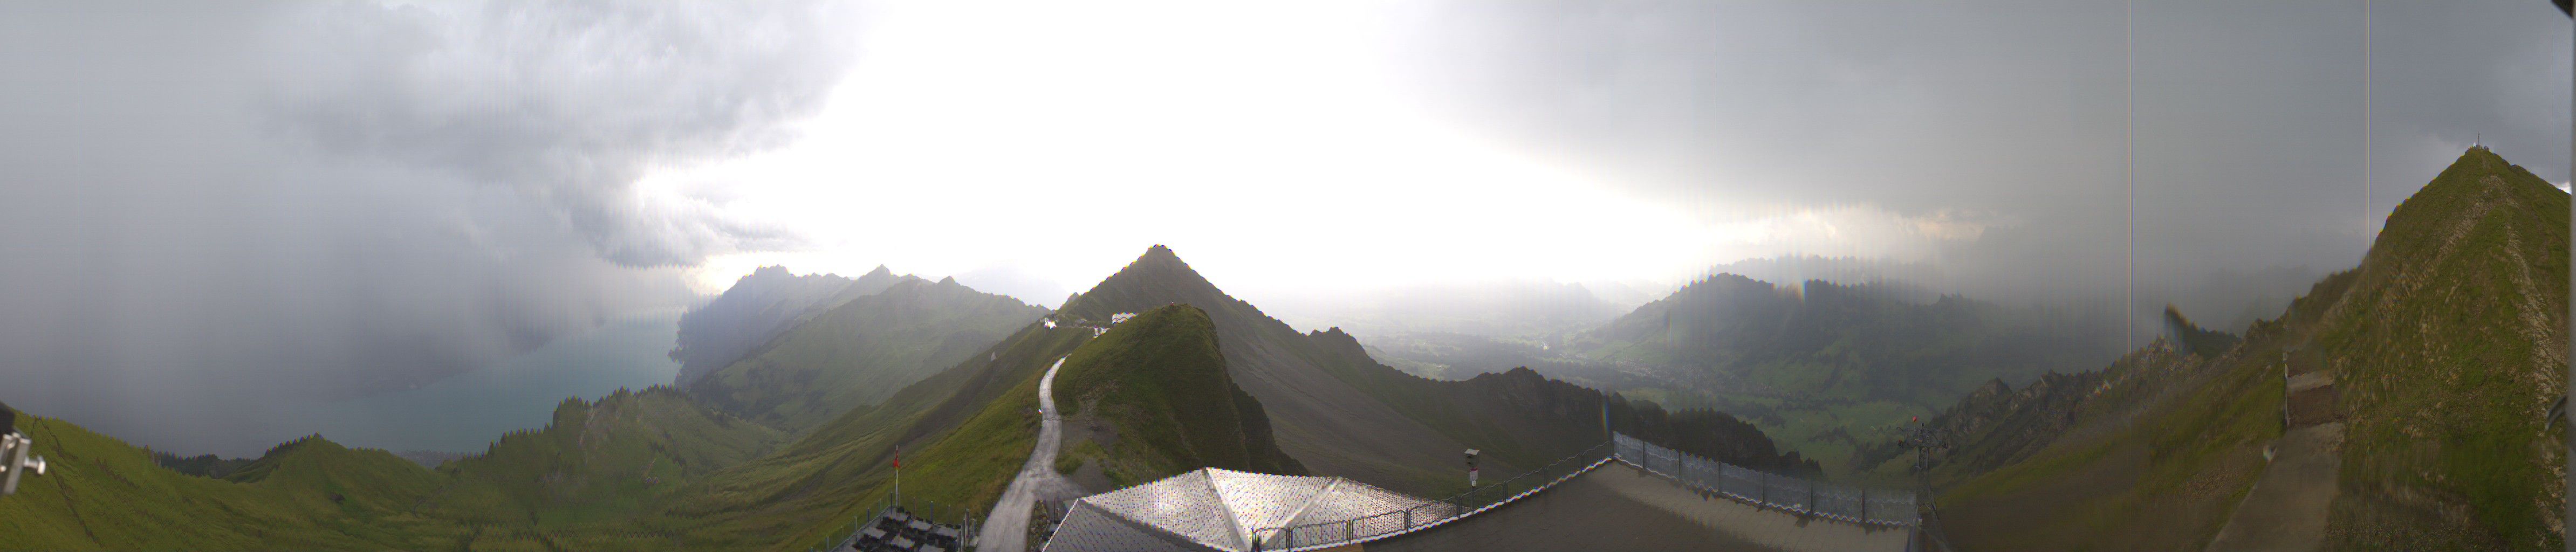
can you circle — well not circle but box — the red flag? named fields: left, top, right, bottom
left=1910, top=416, right=1919, bottom=423
left=892, top=446, right=901, bottom=469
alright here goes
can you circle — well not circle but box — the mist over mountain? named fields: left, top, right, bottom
left=1704, top=255, right=1945, bottom=292
left=687, top=275, right=1047, bottom=432
left=669, top=265, right=899, bottom=387
left=0, top=2, right=2561, bottom=550
left=1054, top=245, right=1812, bottom=492
left=1917, top=147, right=2568, bottom=550
left=1266, top=279, right=1627, bottom=340
left=1707, top=254, right=2326, bottom=346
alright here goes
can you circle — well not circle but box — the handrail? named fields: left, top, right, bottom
left=1239, top=432, right=1922, bottom=551
left=1612, top=433, right=1919, bottom=527
left=1245, top=440, right=1616, bottom=551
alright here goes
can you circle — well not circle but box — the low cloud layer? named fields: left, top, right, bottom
left=1389, top=0, right=2571, bottom=303
left=261, top=2, right=853, bottom=266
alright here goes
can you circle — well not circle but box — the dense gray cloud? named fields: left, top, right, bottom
left=1381, top=0, right=2570, bottom=315
left=0, top=0, right=2562, bottom=455
left=259, top=2, right=853, bottom=266
left=0, top=2, right=855, bottom=454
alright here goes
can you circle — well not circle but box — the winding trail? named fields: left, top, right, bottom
left=976, top=357, right=1084, bottom=551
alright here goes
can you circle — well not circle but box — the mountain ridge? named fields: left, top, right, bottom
left=1053, top=303, right=1307, bottom=488
left=1922, top=147, right=2569, bottom=551
left=686, top=274, right=1047, bottom=432
left=670, top=265, right=902, bottom=387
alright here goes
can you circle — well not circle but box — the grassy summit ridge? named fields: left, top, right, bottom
left=1053, top=304, right=1305, bottom=486
left=1051, top=245, right=1808, bottom=495
left=2321, top=146, right=2567, bottom=549
left=1924, top=147, right=2569, bottom=551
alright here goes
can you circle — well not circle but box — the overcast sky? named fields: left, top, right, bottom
left=1, top=1, right=2566, bottom=454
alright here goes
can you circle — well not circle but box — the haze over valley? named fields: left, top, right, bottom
left=0, top=2, right=2567, bottom=551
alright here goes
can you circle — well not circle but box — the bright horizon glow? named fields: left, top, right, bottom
left=649, top=2, right=1985, bottom=301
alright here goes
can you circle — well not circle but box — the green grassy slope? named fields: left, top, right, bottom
left=645, top=246, right=1810, bottom=550
left=1050, top=245, right=1807, bottom=496
left=150, top=451, right=254, bottom=479
left=1053, top=304, right=1305, bottom=486
left=1926, top=147, right=2568, bottom=551
left=1565, top=276, right=2125, bottom=473
left=1932, top=337, right=2285, bottom=551
left=644, top=320, right=1096, bottom=551
left=0, top=415, right=460, bottom=550
left=690, top=277, right=1047, bottom=433
left=423, top=387, right=786, bottom=527
left=2320, top=146, right=2568, bottom=550
left=1046, top=246, right=1494, bottom=494
left=673, top=265, right=900, bottom=387
left=0, top=246, right=1814, bottom=551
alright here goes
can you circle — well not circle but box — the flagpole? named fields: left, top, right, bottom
left=894, top=445, right=903, bottom=510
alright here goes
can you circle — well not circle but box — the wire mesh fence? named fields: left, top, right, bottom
left=1613, top=433, right=1918, bottom=527
left=1250, top=441, right=1615, bottom=551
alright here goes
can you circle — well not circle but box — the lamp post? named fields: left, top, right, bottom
left=1464, top=448, right=1480, bottom=488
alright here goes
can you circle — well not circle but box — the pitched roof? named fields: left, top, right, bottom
left=1042, top=467, right=1441, bottom=552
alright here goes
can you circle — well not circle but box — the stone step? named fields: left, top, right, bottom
left=2286, top=381, right=2339, bottom=428
left=2286, top=371, right=2334, bottom=394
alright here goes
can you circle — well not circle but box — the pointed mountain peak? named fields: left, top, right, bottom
left=1062, top=245, right=1230, bottom=319
left=2369, top=147, right=2566, bottom=269
left=1107, top=245, right=1213, bottom=287
left=864, top=264, right=894, bottom=278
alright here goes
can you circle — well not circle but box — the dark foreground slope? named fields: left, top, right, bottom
left=1923, top=147, right=2567, bottom=551
left=688, top=276, right=1046, bottom=432
left=1053, top=304, right=1305, bottom=487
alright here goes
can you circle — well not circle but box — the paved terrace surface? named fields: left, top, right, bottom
left=976, top=357, right=1087, bottom=552
left=1362, top=462, right=1911, bottom=552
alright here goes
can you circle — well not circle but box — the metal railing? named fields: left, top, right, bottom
left=1613, top=433, right=1919, bottom=527
left=1249, top=440, right=1615, bottom=551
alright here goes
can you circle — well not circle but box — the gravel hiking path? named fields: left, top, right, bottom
left=976, top=357, right=1086, bottom=552
left=2204, top=422, right=2345, bottom=552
